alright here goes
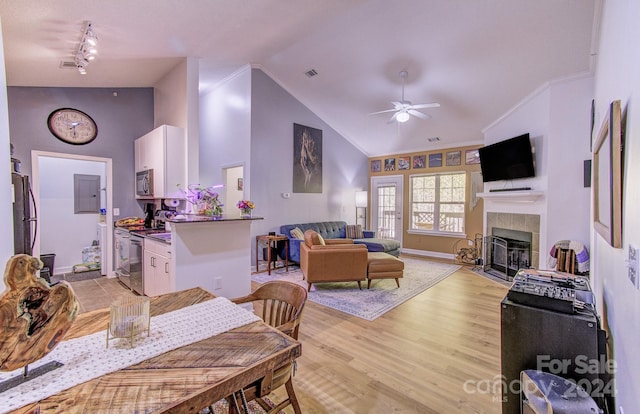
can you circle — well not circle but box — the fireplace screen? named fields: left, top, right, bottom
left=484, top=229, right=532, bottom=280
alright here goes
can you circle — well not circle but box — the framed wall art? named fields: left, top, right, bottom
left=398, top=156, right=411, bottom=170
left=293, top=123, right=323, bottom=193
left=593, top=100, right=622, bottom=248
left=371, top=159, right=381, bottom=172
left=384, top=158, right=396, bottom=171
left=446, top=151, right=461, bottom=166
left=465, top=149, right=480, bottom=165
left=428, top=153, right=442, bottom=168
left=413, top=155, right=426, bottom=169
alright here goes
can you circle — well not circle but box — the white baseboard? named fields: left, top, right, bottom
left=55, top=265, right=74, bottom=275
left=401, top=248, right=455, bottom=260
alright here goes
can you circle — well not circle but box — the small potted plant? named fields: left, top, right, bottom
left=181, top=184, right=224, bottom=217
left=237, top=200, right=255, bottom=218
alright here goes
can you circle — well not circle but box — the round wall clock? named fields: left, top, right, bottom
left=47, top=108, right=98, bottom=145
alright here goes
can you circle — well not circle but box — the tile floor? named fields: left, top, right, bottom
left=65, top=276, right=136, bottom=313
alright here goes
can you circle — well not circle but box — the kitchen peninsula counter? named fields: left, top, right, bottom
left=165, top=215, right=263, bottom=299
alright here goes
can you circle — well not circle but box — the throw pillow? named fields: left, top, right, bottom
left=317, top=234, right=326, bottom=245
left=304, top=230, right=323, bottom=247
left=345, top=224, right=364, bottom=239
left=290, top=227, right=305, bottom=240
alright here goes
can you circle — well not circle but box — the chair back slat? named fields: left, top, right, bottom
left=234, top=281, right=307, bottom=340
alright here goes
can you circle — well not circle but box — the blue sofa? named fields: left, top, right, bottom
left=279, top=221, right=401, bottom=263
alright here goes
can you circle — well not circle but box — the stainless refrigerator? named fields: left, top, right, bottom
left=12, top=172, right=37, bottom=255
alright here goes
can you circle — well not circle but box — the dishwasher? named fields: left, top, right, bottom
left=115, top=228, right=131, bottom=288
left=129, top=234, right=144, bottom=295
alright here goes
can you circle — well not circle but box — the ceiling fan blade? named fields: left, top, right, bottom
left=387, top=112, right=399, bottom=124
left=368, top=108, right=398, bottom=115
left=409, top=102, right=441, bottom=110
left=408, top=109, right=431, bottom=120
left=390, top=101, right=405, bottom=109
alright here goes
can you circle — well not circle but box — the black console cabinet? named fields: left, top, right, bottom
left=501, top=297, right=609, bottom=413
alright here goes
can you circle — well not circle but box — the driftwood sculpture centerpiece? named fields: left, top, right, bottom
left=0, top=254, right=79, bottom=372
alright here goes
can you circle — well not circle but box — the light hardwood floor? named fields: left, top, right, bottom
left=70, top=259, right=509, bottom=414
left=266, top=262, right=509, bottom=414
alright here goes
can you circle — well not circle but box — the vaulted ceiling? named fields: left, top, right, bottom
left=0, top=0, right=597, bottom=156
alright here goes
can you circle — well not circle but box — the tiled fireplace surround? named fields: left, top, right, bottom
left=486, top=212, right=541, bottom=270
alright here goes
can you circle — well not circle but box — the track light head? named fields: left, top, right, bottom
left=74, top=21, right=98, bottom=75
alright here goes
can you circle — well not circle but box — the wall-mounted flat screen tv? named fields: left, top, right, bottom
left=478, top=133, right=535, bottom=183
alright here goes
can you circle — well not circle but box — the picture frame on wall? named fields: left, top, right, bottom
left=446, top=151, right=461, bottom=166
left=398, top=156, right=410, bottom=170
left=465, top=149, right=480, bottom=165
left=371, top=159, right=381, bottom=172
left=237, top=177, right=243, bottom=191
left=293, top=123, right=323, bottom=193
left=428, top=153, right=442, bottom=168
left=384, top=158, right=396, bottom=171
left=413, top=155, right=426, bottom=169
left=593, top=100, right=623, bottom=248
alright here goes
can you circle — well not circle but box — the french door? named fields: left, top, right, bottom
left=371, top=175, right=403, bottom=244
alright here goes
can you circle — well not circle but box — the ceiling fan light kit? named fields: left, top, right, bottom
left=396, top=112, right=410, bottom=123
left=369, top=70, right=440, bottom=123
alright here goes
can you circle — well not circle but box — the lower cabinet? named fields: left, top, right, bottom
left=143, top=239, right=173, bottom=297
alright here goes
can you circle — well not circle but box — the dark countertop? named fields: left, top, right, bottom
left=166, top=214, right=263, bottom=224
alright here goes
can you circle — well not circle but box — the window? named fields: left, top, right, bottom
left=410, top=172, right=466, bottom=234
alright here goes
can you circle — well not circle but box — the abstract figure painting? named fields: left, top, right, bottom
left=371, top=160, right=381, bottom=172
left=293, top=123, right=323, bottom=193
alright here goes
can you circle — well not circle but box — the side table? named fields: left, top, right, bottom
left=255, top=234, right=289, bottom=275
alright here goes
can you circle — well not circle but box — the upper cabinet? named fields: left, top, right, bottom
left=135, top=125, right=186, bottom=199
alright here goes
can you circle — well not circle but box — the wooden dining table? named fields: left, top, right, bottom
left=8, top=287, right=302, bottom=414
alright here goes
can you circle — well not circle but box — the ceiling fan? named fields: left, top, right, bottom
left=369, top=70, right=440, bottom=123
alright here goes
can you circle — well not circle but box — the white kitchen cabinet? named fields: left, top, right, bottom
left=143, top=238, right=173, bottom=297
left=135, top=125, right=186, bottom=199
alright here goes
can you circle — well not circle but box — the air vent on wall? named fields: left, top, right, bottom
left=428, top=137, right=440, bottom=142
left=304, top=69, right=318, bottom=78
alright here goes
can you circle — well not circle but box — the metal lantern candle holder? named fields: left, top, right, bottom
left=106, top=296, right=150, bottom=348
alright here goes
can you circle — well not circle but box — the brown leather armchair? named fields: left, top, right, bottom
left=300, top=229, right=368, bottom=291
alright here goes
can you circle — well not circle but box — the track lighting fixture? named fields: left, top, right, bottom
left=75, top=21, right=98, bottom=75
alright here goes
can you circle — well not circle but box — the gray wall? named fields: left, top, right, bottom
left=7, top=87, right=154, bottom=219
left=250, top=68, right=369, bottom=237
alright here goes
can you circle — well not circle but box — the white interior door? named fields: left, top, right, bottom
left=371, top=175, right=403, bottom=243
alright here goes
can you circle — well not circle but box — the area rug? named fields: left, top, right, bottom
left=252, top=257, right=461, bottom=321
left=205, top=397, right=283, bottom=414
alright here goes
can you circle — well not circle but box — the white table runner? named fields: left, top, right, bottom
left=0, top=297, right=260, bottom=413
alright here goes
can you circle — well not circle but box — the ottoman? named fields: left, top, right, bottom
left=367, top=252, right=404, bottom=288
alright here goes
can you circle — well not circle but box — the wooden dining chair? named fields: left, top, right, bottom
left=214, top=281, right=307, bottom=414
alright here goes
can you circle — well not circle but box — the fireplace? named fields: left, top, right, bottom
left=484, top=227, right=533, bottom=280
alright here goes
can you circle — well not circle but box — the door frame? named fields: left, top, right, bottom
left=371, top=175, right=404, bottom=245
left=222, top=162, right=246, bottom=216
left=31, top=151, right=114, bottom=277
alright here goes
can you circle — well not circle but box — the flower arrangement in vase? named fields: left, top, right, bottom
left=236, top=200, right=255, bottom=218
left=181, top=184, right=224, bottom=216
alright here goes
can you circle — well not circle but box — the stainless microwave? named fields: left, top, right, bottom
left=136, top=169, right=153, bottom=196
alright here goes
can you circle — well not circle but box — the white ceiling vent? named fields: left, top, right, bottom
left=304, top=69, right=318, bottom=78
left=428, top=137, right=440, bottom=142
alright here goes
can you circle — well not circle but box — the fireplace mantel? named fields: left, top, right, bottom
left=477, top=190, right=544, bottom=203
